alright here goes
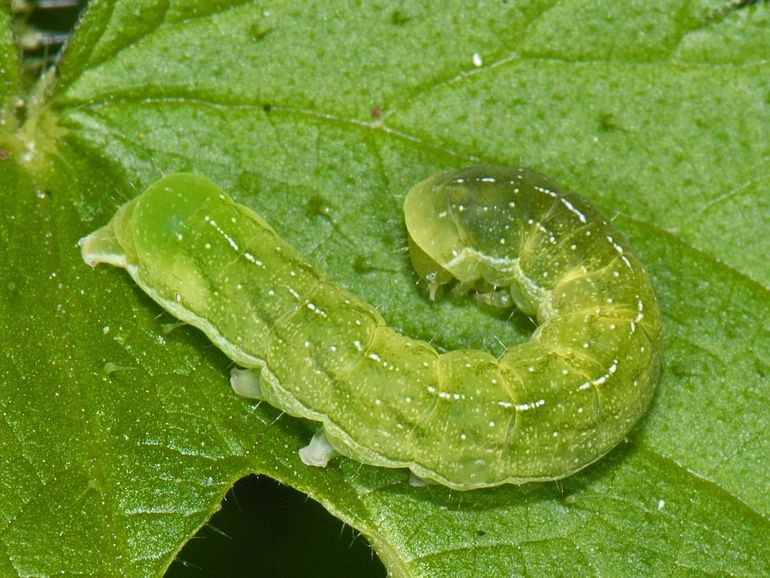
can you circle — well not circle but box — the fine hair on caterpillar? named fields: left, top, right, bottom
left=80, top=166, right=662, bottom=490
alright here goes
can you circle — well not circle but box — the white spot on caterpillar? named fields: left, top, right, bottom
left=535, top=185, right=557, bottom=198
left=621, top=255, right=633, bottom=268
left=559, top=198, right=587, bottom=223
left=207, top=218, right=240, bottom=252
left=515, top=399, right=545, bottom=411
left=243, top=252, right=264, bottom=267
left=306, top=302, right=327, bottom=318
left=635, top=297, right=645, bottom=322
left=607, top=235, right=625, bottom=255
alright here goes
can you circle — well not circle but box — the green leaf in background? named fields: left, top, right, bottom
left=1, top=0, right=768, bottom=576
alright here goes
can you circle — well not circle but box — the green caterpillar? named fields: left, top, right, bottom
left=80, top=166, right=662, bottom=490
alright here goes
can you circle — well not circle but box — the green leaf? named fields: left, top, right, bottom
left=1, top=1, right=768, bottom=576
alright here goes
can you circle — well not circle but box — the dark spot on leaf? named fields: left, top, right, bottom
left=667, top=354, right=707, bottom=382
left=371, top=106, right=383, bottom=119
left=249, top=23, right=274, bottom=41
left=598, top=112, right=621, bottom=132
left=305, top=196, right=332, bottom=218
left=0, top=148, right=10, bottom=160
left=390, top=10, right=410, bottom=25
left=476, top=529, right=487, bottom=537
left=353, top=255, right=376, bottom=273
left=262, top=103, right=273, bottom=113
left=6, top=281, right=18, bottom=302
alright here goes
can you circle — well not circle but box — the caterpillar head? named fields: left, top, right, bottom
left=80, top=174, right=223, bottom=314
left=404, top=165, right=519, bottom=298
left=403, top=171, right=466, bottom=299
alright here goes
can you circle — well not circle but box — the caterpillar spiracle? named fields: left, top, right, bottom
left=80, top=166, right=662, bottom=490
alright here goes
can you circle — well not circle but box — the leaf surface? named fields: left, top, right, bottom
left=0, top=1, right=768, bottom=575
